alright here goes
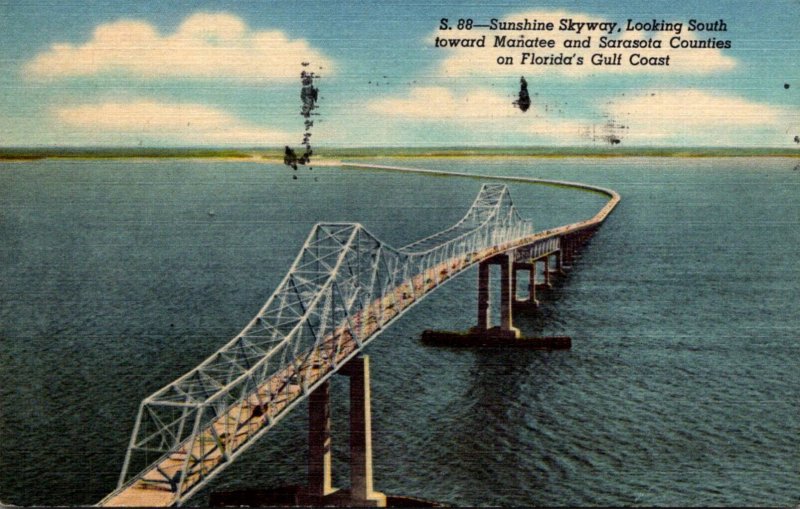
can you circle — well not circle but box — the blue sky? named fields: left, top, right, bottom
left=0, top=0, right=798, bottom=147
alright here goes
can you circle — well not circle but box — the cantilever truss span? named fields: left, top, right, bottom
left=100, top=179, right=619, bottom=507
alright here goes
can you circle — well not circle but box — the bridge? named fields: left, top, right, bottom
left=99, top=164, right=620, bottom=507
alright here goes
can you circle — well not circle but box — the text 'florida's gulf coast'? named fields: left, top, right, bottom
left=435, top=17, right=732, bottom=68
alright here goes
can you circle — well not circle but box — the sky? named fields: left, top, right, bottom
left=0, top=0, right=798, bottom=148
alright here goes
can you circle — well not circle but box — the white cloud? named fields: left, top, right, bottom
left=366, top=86, right=596, bottom=143
left=523, top=118, right=596, bottom=140
left=55, top=100, right=290, bottom=145
left=363, top=86, right=799, bottom=146
left=437, top=10, right=736, bottom=78
left=604, top=90, right=793, bottom=144
left=25, top=12, right=332, bottom=82
left=366, top=86, right=522, bottom=120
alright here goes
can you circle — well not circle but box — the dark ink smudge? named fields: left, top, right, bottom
left=284, top=146, right=300, bottom=170
left=586, top=117, right=626, bottom=146
left=283, top=67, right=320, bottom=176
left=512, top=76, right=531, bottom=112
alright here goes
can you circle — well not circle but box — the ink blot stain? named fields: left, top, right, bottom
left=512, top=76, right=531, bottom=112
left=284, top=146, right=300, bottom=170
left=794, top=135, right=800, bottom=144
left=784, top=83, right=790, bottom=89
left=283, top=66, right=320, bottom=177
left=591, top=118, right=626, bottom=145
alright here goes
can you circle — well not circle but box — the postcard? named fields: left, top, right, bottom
left=0, top=1, right=798, bottom=507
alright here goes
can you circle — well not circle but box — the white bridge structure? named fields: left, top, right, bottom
left=100, top=165, right=620, bottom=507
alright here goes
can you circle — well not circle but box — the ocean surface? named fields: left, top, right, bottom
left=0, top=157, right=798, bottom=506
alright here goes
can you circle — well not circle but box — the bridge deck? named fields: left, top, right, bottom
left=101, top=243, right=505, bottom=506
left=100, top=171, right=620, bottom=507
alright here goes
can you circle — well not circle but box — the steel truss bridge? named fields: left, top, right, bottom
left=99, top=164, right=620, bottom=507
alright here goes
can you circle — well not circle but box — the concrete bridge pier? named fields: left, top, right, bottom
left=554, top=249, right=565, bottom=274
left=476, top=254, right=520, bottom=339
left=497, top=255, right=514, bottom=334
left=299, top=355, right=386, bottom=507
left=304, top=380, right=334, bottom=500
left=528, top=264, right=538, bottom=306
left=512, top=262, right=539, bottom=308
left=421, top=252, right=569, bottom=349
left=542, top=256, right=552, bottom=288
left=562, top=236, right=575, bottom=269
left=477, top=262, right=491, bottom=330
left=341, top=357, right=386, bottom=507
left=563, top=227, right=596, bottom=268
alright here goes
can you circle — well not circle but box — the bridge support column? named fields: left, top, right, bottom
left=543, top=256, right=552, bottom=288
left=511, top=266, right=518, bottom=303
left=299, top=356, right=386, bottom=507
left=305, top=381, right=334, bottom=499
left=477, top=261, right=490, bottom=331
left=563, top=237, right=574, bottom=268
left=341, top=356, right=387, bottom=507
left=474, top=254, right=519, bottom=337
left=422, top=253, right=572, bottom=349
left=512, top=262, right=538, bottom=308
left=499, top=254, right=513, bottom=333
left=527, top=265, right=539, bottom=307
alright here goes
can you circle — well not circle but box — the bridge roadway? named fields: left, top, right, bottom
left=99, top=164, right=620, bottom=507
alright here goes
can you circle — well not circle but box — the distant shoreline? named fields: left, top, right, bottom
left=1, top=146, right=798, bottom=161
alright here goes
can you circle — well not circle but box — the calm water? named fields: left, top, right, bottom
left=0, top=157, right=798, bottom=506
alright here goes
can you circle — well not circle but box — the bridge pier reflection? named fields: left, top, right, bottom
left=299, top=355, right=387, bottom=507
